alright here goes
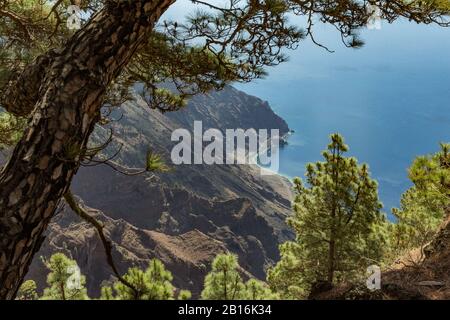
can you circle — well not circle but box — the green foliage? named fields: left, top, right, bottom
left=16, top=280, right=39, bottom=300
left=99, top=285, right=115, bottom=300
left=201, top=254, right=245, bottom=300
left=409, top=142, right=450, bottom=200
left=145, top=149, right=170, bottom=172
left=102, top=259, right=190, bottom=300
left=0, top=112, right=26, bottom=149
left=201, top=253, right=276, bottom=300
left=23, top=253, right=189, bottom=301
left=41, top=253, right=89, bottom=300
left=386, top=143, right=450, bottom=262
left=243, top=279, right=279, bottom=300
left=268, top=134, right=388, bottom=298
left=178, top=289, right=192, bottom=300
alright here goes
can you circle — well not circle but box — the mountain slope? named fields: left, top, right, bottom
left=25, top=86, right=294, bottom=297
left=26, top=199, right=233, bottom=297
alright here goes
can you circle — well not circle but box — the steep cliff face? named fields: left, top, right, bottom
left=166, top=86, right=289, bottom=134
left=25, top=86, right=294, bottom=297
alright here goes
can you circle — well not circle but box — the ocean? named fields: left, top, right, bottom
left=237, top=20, right=450, bottom=213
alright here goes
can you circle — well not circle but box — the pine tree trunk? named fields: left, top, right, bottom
left=327, top=204, right=338, bottom=284
left=327, top=146, right=339, bottom=284
left=327, top=239, right=336, bottom=284
left=0, top=0, right=175, bottom=300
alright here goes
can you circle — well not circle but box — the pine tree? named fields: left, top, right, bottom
left=201, top=253, right=277, bottom=300
left=268, top=134, right=388, bottom=298
left=41, top=253, right=89, bottom=300
left=387, top=143, right=450, bottom=261
left=16, top=280, right=39, bottom=300
left=0, top=0, right=449, bottom=299
left=409, top=142, right=450, bottom=201
left=102, top=258, right=190, bottom=300
left=243, top=279, right=279, bottom=300
left=99, top=285, right=115, bottom=300
left=177, top=290, right=192, bottom=300
left=201, top=254, right=246, bottom=300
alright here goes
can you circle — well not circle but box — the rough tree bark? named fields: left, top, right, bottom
left=0, top=0, right=175, bottom=300
left=1, top=50, right=58, bottom=117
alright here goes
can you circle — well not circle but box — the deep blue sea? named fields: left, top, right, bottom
left=236, top=21, right=450, bottom=213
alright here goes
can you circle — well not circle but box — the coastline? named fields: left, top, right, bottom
left=255, top=130, right=296, bottom=183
